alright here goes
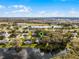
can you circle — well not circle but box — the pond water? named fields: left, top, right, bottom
left=0, top=48, right=53, bottom=59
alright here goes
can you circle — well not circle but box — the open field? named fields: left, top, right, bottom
left=0, top=17, right=79, bottom=59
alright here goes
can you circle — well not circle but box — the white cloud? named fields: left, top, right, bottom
left=33, top=11, right=65, bottom=17
left=37, top=11, right=47, bottom=17
left=68, top=9, right=79, bottom=17
left=0, top=5, right=5, bottom=9
left=0, top=5, right=79, bottom=17
left=39, top=11, right=46, bottom=14
left=51, top=11, right=65, bottom=17
left=10, top=5, right=28, bottom=9
left=0, top=5, right=32, bottom=17
left=9, top=5, right=32, bottom=13
left=11, top=7, right=32, bottom=13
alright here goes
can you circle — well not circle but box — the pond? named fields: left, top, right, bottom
left=0, top=48, right=53, bottom=59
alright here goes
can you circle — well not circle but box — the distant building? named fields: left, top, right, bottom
left=31, top=26, right=52, bottom=28
left=53, top=25, right=63, bottom=29
left=73, top=25, right=78, bottom=28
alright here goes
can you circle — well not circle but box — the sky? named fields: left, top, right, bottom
left=0, top=0, right=79, bottom=17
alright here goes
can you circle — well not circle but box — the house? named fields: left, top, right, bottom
left=24, top=40, right=32, bottom=44
left=0, top=40, right=8, bottom=44
left=72, top=32, right=77, bottom=37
